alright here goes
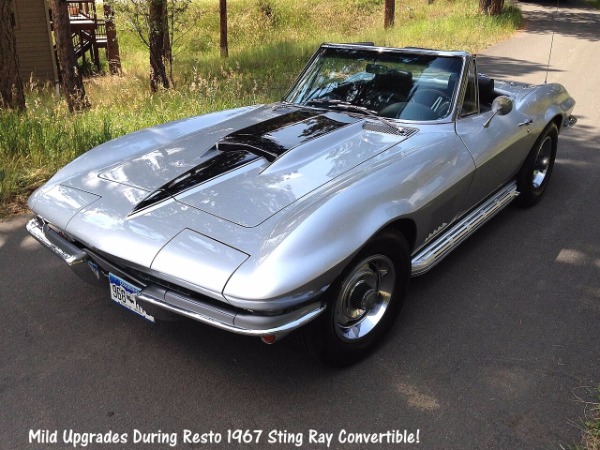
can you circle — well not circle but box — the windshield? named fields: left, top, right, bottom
left=285, top=47, right=464, bottom=121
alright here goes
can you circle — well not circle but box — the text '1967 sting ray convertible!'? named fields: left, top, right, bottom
left=27, top=43, right=576, bottom=366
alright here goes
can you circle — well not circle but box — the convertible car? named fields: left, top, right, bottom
left=27, top=43, right=576, bottom=366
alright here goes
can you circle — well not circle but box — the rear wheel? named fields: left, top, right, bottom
left=299, top=231, right=410, bottom=367
left=515, top=123, right=558, bottom=207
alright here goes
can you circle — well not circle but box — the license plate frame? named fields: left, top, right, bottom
left=109, top=273, right=154, bottom=323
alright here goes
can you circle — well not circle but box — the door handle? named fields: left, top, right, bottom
left=518, top=118, right=533, bottom=127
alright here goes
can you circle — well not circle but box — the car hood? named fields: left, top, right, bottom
left=29, top=105, right=419, bottom=296
left=61, top=105, right=418, bottom=228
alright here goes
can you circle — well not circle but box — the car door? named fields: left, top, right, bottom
left=455, top=59, right=536, bottom=209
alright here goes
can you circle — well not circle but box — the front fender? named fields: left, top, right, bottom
left=223, top=132, right=474, bottom=309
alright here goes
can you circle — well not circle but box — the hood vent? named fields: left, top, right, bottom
left=363, top=122, right=418, bottom=137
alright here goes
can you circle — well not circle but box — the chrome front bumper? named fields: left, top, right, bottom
left=26, top=217, right=325, bottom=338
left=26, top=217, right=88, bottom=266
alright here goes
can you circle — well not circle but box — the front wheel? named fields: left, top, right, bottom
left=515, top=123, right=558, bottom=207
left=299, top=231, right=410, bottom=367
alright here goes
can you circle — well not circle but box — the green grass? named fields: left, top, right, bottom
left=568, top=387, right=600, bottom=450
left=0, top=0, right=522, bottom=216
left=581, top=389, right=600, bottom=450
left=584, top=0, right=600, bottom=8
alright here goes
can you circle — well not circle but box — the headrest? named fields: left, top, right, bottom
left=478, top=75, right=495, bottom=104
left=372, top=71, right=412, bottom=91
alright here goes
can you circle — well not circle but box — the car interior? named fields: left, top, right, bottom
left=289, top=51, right=500, bottom=122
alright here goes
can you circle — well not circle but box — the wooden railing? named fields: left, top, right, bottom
left=51, top=1, right=108, bottom=72
left=95, top=20, right=107, bottom=45
left=67, top=0, right=97, bottom=21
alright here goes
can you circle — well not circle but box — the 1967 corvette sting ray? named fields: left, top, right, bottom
left=27, top=43, right=576, bottom=365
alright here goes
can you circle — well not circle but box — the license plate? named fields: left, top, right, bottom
left=109, top=273, right=154, bottom=322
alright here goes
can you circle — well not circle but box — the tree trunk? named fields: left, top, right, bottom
left=479, top=0, right=504, bottom=15
left=490, top=0, right=504, bottom=15
left=0, top=0, right=26, bottom=111
left=479, top=0, right=490, bottom=14
left=220, top=0, right=228, bottom=58
left=384, top=0, right=395, bottom=29
left=49, top=0, right=90, bottom=112
left=163, top=1, right=173, bottom=83
left=104, top=4, right=122, bottom=76
left=149, top=0, right=169, bottom=91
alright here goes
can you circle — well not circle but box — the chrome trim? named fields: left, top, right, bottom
left=532, top=136, right=553, bottom=189
left=564, top=115, right=577, bottom=128
left=26, top=217, right=88, bottom=266
left=136, top=288, right=326, bottom=337
left=518, top=118, right=533, bottom=127
left=411, top=181, right=519, bottom=276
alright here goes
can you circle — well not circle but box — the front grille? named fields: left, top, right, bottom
left=128, top=269, right=196, bottom=299
left=87, top=249, right=230, bottom=311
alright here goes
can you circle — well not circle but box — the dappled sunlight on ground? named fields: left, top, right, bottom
left=555, top=248, right=600, bottom=268
left=19, top=234, right=39, bottom=251
left=395, top=383, right=441, bottom=411
left=0, top=215, right=37, bottom=254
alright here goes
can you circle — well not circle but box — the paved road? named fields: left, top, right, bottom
left=1, top=3, right=599, bottom=449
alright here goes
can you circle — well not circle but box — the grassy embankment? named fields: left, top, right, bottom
left=0, top=0, right=521, bottom=216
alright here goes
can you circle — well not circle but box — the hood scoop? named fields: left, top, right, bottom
left=131, top=110, right=355, bottom=215
left=218, top=109, right=354, bottom=161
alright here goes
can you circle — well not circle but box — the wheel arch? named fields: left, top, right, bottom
left=383, top=218, right=417, bottom=253
left=550, top=114, right=564, bottom=133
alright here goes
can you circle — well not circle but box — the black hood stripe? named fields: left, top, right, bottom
left=131, top=109, right=355, bottom=215
left=220, top=109, right=355, bottom=160
left=130, top=150, right=258, bottom=215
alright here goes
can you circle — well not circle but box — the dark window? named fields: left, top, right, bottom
left=460, top=60, right=478, bottom=117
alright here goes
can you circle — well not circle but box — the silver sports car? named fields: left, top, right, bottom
left=27, top=43, right=576, bottom=366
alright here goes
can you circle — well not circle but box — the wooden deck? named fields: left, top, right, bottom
left=53, top=1, right=107, bottom=71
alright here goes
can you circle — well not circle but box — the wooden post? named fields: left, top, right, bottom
left=384, top=0, right=395, bottom=29
left=220, top=0, right=228, bottom=58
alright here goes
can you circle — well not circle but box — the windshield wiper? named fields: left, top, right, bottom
left=302, top=99, right=404, bottom=132
left=272, top=100, right=295, bottom=110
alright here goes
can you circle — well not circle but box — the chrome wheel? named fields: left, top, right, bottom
left=532, top=135, right=553, bottom=190
left=515, top=123, right=557, bottom=208
left=298, top=232, right=408, bottom=366
left=333, top=255, right=396, bottom=342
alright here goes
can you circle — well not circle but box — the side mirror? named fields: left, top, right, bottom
left=483, top=96, right=513, bottom=128
left=492, top=96, right=513, bottom=115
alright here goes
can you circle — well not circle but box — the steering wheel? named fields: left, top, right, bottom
left=411, top=89, right=452, bottom=118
